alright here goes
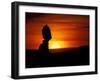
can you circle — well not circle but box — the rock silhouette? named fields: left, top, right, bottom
left=26, top=25, right=89, bottom=68
left=39, top=24, right=52, bottom=56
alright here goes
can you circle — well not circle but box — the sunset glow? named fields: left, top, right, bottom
left=26, top=13, right=89, bottom=50
left=49, top=41, right=67, bottom=49
left=49, top=42, right=60, bottom=49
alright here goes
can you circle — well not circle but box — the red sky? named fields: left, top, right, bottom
left=25, top=13, right=89, bottom=50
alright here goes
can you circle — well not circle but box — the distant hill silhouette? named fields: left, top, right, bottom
left=26, top=45, right=89, bottom=68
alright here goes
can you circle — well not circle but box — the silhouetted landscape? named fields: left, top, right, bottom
left=25, top=13, right=89, bottom=68
left=26, top=45, right=89, bottom=68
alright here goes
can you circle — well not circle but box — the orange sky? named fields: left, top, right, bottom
left=25, top=13, right=89, bottom=50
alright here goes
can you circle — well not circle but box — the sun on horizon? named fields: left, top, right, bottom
left=49, top=40, right=69, bottom=49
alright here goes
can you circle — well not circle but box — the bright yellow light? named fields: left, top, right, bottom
left=49, top=42, right=60, bottom=49
left=49, top=40, right=67, bottom=49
